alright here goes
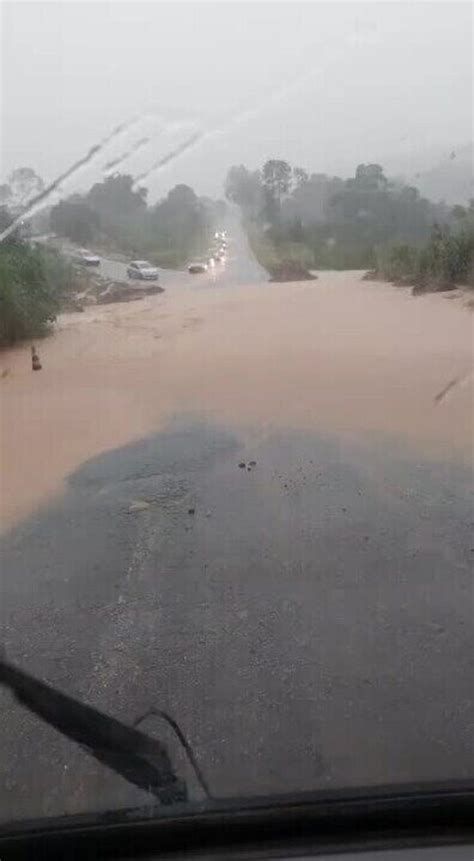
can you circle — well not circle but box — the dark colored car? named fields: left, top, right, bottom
left=188, top=262, right=208, bottom=274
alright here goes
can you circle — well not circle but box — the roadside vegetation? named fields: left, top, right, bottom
left=374, top=213, right=474, bottom=292
left=226, top=161, right=473, bottom=289
left=49, top=175, right=224, bottom=268
left=0, top=168, right=225, bottom=347
left=0, top=209, right=78, bottom=346
left=1, top=153, right=472, bottom=349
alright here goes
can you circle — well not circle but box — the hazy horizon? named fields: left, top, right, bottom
left=1, top=2, right=472, bottom=201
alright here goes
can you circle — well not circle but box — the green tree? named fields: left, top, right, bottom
left=50, top=199, right=100, bottom=244
left=225, top=165, right=262, bottom=216
left=152, top=184, right=208, bottom=259
left=292, top=167, right=308, bottom=190
left=452, top=204, right=467, bottom=220
left=261, top=160, right=291, bottom=225
left=352, top=163, right=387, bottom=191
left=262, top=160, right=292, bottom=202
left=8, top=167, right=44, bottom=208
left=87, top=174, right=147, bottom=223
left=0, top=243, right=74, bottom=346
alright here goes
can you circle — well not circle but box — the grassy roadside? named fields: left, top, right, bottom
left=246, top=220, right=474, bottom=293
left=246, top=225, right=316, bottom=280
left=246, top=223, right=375, bottom=276
left=373, top=228, right=474, bottom=294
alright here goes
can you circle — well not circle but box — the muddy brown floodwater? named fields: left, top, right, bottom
left=0, top=271, right=473, bottom=531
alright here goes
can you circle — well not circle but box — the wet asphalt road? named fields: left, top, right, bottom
left=1, top=422, right=473, bottom=823
left=80, top=214, right=267, bottom=291
left=0, top=228, right=473, bottom=825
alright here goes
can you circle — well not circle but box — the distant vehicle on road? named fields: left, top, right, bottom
left=188, top=261, right=208, bottom=274
left=127, top=260, right=159, bottom=280
left=76, top=248, right=100, bottom=266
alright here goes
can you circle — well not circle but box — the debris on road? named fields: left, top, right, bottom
left=66, top=272, right=164, bottom=311
left=268, top=261, right=317, bottom=282
left=97, top=281, right=160, bottom=305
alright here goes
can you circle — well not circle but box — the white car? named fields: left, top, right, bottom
left=76, top=248, right=100, bottom=266
left=188, top=261, right=208, bottom=274
left=127, top=260, right=159, bottom=280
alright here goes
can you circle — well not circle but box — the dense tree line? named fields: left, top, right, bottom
left=225, top=160, right=472, bottom=283
left=0, top=167, right=44, bottom=212
left=0, top=166, right=225, bottom=346
left=49, top=174, right=224, bottom=267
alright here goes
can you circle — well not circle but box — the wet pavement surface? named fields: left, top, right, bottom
left=1, top=420, right=473, bottom=822
left=83, top=215, right=267, bottom=291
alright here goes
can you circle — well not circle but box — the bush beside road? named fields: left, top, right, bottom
left=0, top=239, right=78, bottom=347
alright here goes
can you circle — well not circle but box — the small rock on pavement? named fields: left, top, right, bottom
left=128, top=500, right=150, bottom=513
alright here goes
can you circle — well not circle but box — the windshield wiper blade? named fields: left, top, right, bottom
left=0, top=656, right=187, bottom=805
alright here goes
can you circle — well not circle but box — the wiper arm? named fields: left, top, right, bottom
left=0, top=656, right=187, bottom=805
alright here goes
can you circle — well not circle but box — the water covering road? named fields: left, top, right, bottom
left=0, top=221, right=472, bottom=824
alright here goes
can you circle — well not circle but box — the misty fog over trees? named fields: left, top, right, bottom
left=1, top=149, right=472, bottom=347
left=225, top=160, right=474, bottom=287
left=0, top=168, right=224, bottom=345
left=49, top=174, right=224, bottom=268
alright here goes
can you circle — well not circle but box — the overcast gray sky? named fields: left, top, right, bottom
left=1, top=1, right=472, bottom=201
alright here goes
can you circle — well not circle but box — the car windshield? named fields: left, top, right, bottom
left=0, top=0, right=473, bottom=831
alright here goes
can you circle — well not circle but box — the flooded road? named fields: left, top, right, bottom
left=0, top=263, right=472, bottom=530
left=0, top=235, right=473, bottom=823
